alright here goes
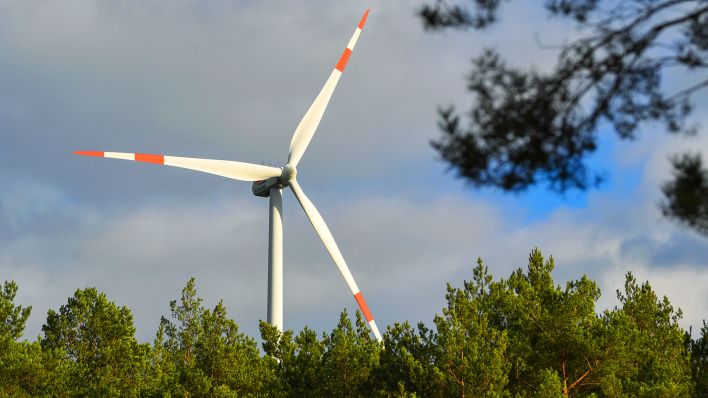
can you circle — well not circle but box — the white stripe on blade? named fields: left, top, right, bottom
left=347, top=28, right=361, bottom=50
left=104, top=152, right=135, bottom=160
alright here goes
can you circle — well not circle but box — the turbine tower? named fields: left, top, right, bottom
left=75, top=10, right=382, bottom=342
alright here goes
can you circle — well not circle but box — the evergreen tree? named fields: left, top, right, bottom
left=260, top=323, right=325, bottom=397
left=372, top=321, right=442, bottom=397
left=319, top=310, right=381, bottom=397
left=606, top=273, right=694, bottom=396
left=491, top=249, right=606, bottom=396
left=0, top=280, right=31, bottom=342
left=0, top=280, right=47, bottom=396
left=689, top=321, right=708, bottom=397
left=288, top=327, right=326, bottom=396
left=261, top=310, right=380, bottom=397
left=432, top=258, right=509, bottom=397
left=40, top=287, right=150, bottom=396
left=1, top=251, right=702, bottom=395
left=154, top=277, right=270, bottom=397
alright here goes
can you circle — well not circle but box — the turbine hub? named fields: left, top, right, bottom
left=280, top=164, right=297, bottom=182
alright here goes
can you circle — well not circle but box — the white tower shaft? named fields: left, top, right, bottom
left=267, top=187, right=284, bottom=332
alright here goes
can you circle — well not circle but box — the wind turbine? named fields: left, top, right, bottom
left=74, top=10, right=382, bottom=342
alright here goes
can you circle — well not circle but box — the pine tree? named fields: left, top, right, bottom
left=0, top=280, right=46, bottom=396
left=319, top=310, right=381, bottom=397
left=689, top=321, right=708, bottom=397
left=155, top=277, right=271, bottom=396
left=493, top=249, right=605, bottom=396
left=41, top=287, right=150, bottom=396
left=372, top=321, right=442, bottom=397
left=432, top=258, right=509, bottom=397
left=606, top=273, right=694, bottom=396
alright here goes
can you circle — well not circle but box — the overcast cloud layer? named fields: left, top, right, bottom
left=0, top=1, right=706, bottom=342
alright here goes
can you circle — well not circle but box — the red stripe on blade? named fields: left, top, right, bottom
left=135, top=153, right=164, bottom=164
left=335, top=48, right=352, bottom=72
left=74, top=151, right=104, bottom=157
left=358, top=9, right=369, bottom=29
left=354, top=292, right=374, bottom=322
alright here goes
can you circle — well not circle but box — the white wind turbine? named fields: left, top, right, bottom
left=75, top=10, right=382, bottom=341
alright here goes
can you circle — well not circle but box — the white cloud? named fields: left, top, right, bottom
left=0, top=0, right=705, bottom=343
left=5, top=179, right=706, bottom=341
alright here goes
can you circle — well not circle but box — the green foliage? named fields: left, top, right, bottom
left=431, top=258, right=509, bottom=397
left=319, top=310, right=380, bottom=397
left=497, top=249, right=606, bottom=396
left=2, top=250, right=704, bottom=396
left=260, top=322, right=325, bottom=397
left=689, top=322, right=708, bottom=397
left=0, top=341, right=49, bottom=397
left=372, top=321, right=442, bottom=397
left=0, top=280, right=31, bottom=342
left=534, top=369, right=564, bottom=398
left=151, top=277, right=271, bottom=397
left=40, top=287, right=150, bottom=396
left=0, top=281, right=45, bottom=397
left=261, top=310, right=380, bottom=397
left=606, top=273, right=693, bottom=396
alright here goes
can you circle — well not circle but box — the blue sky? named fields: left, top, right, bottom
left=1, top=1, right=706, bottom=342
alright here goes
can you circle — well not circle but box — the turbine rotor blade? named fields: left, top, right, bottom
left=74, top=151, right=281, bottom=182
left=289, top=179, right=382, bottom=342
left=287, top=9, right=369, bottom=167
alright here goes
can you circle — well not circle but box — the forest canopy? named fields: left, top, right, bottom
left=1, top=249, right=706, bottom=397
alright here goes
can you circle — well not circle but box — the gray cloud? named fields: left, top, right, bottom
left=0, top=1, right=706, bottom=342
left=5, top=182, right=706, bottom=341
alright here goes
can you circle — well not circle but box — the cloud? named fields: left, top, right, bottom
left=0, top=0, right=706, bottom=343
left=5, top=179, right=706, bottom=341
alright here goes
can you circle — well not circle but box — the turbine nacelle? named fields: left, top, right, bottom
left=252, top=176, right=284, bottom=197
left=252, top=164, right=297, bottom=197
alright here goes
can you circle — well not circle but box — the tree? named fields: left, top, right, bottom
left=0, top=280, right=31, bottom=342
left=40, top=287, right=150, bottom=396
left=419, top=0, right=708, bottom=235
left=319, top=310, right=381, bottom=397
left=0, top=254, right=701, bottom=395
left=260, top=323, right=326, bottom=397
left=0, top=280, right=47, bottom=396
left=431, top=258, right=509, bottom=397
left=474, top=249, right=692, bottom=396
left=261, top=310, right=380, bottom=398
left=661, top=153, right=708, bottom=235
left=153, top=277, right=270, bottom=396
left=492, top=249, right=608, bottom=397
left=688, top=321, right=708, bottom=397
left=371, top=321, right=443, bottom=397
left=604, top=272, right=694, bottom=396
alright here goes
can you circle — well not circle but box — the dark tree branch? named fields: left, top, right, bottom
left=661, top=153, right=708, bottom=235
left=420, top=0, right=708, bottom=236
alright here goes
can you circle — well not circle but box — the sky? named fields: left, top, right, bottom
left=1, top=0, right=707, bottom=342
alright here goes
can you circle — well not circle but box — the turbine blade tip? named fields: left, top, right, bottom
left=358, top=9, right=369, bottom=29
